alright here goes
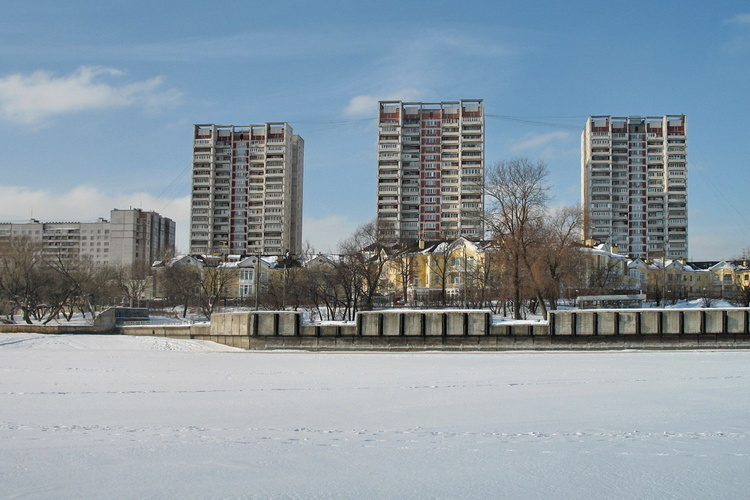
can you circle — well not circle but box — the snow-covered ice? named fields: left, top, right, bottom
left=1, top=333, right=748, bottom=499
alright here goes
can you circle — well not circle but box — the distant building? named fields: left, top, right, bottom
left=0, top=208, right=175, bottom=269
left=581, top=115, right=688, bottom=259
left=189, top=123, right=304, bottom=257
left=376, top=100, right=484, bottom=243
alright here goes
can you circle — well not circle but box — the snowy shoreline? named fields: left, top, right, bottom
left=1, top=333, right=748, bottom=499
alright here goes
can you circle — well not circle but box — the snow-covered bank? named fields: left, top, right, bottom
left=1, top=334, right=748, bottom=499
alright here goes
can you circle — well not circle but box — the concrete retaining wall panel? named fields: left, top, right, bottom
left=277, top=312, right=299, bottom=336
left=423, top=336, right=445, bottom=349
left=192, top=324, right=210, bottom=335
left=552, top=312, right=574, bottom=335
left=490, top=324, right=510, bottom=336
left=531, top=324, right=550, bottom=336
left=403, top=314, right=423, bottom=336
left=511, top=336, right=534, bottom=348
left=575, top=313, right=596, bottom=335
left=683, top=310, right=703, bottom=334
left=467, top=313, right=489, bottom=336
left=477, top=336, right=498, bottom=349
left=531, top=335, right=552, bottom=346
left=618, top=311, right=639, bottom=335
left=360, top=313, right=382, bottom=336
left=318, top=324, right=339, bottom=337
left=340, top=324, right=357, bottom=336
left=726, top=310, right=746, bottom=334
left=208, top=314, right=224, bottom=335
left=381, top=313, right=402, bottom=336
left=509, top=324, right=532, bottom=336
left=661, top=310, right=681, bottom=334
left=445, top=312, right=466, bottom=336
left=704, top=310, right=725, bottom=334
left=596, top=311, right=617, bottom=336
left=257, top=314, right=277, bottom=336
left=640, top=311, right=661, bottom=335
left=300, top=324, right=317, bottom=336
left=298, top=337, right=320, bottom=349
left=424, top=313, right=445, bottom=336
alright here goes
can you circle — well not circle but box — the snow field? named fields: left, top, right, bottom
left=1, top=334, right=748, bottom=499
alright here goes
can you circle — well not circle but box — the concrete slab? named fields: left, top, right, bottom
left=381, top=312, right=403, bottom=336
left=553, top=311, right=574, bottom=336
left=596, top=311, right=617, bottom=335
left=467, top=312, right=489, bottom=336
left=640, top=311, right=661, bottom=335
left=277, top=312, right=299, bottom=336
left=445, top=312, right=467, bottom=336
left=661, top=310, right=681, bottom=334
left=704, top=310, right=725, bottom=334
left=726, top=310, right=747, bottom=334
left=424, top=312, right=445, bottom=336
left=403, top=313, right=424, bottom=336
left=618, top=311, right=639, bottom=335
left=575, top=312, right=596, bottom=335
left=359, top=313, right=382, bottom=336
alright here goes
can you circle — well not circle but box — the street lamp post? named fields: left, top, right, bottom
left=254, top=252, right=261, bottom=310
left=282, top=250, right=290, bottom=310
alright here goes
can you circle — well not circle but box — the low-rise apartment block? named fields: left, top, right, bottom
left=0, top=208, right=176, bottom=269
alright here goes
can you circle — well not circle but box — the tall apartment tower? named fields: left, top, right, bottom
left=190, top=123, right=304, bottom=257
left=376, top=100, right=484, bottom=243
left=582, top=115, right=687, bottom=259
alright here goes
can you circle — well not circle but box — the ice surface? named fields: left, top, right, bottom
left=1, top=334, right=748, bottom=499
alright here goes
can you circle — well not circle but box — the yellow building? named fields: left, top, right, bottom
left=383, top=237, right=490, bottom=305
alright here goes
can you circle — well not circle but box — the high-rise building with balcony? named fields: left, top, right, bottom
left=190, top=123, right=304, bottom=257
left=376, top=100, right=484, bottom=243
left=582, top=115, right=687, bottom=259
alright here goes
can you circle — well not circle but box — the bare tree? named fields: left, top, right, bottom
left=587, top=256, right=629, bottom=295
left=46, top=254, right=113, bottom=322
left=112, top=262, right=152, bottom=308
left=732, top=275, right=750, bottom=307
left=426, top=241, right=456, bottom=307
left=0, top=237, right=48, bottom=324
left=533, top=205, right=585, bottom=310
left=485, top=158, right=550, bottom=319
left=338, top=221, right=390, bottom=312
left=160, top=263, right=202, bottom=317
left=391, top=246, right=416, bottom=306
left=197, top=266, right=236, bottom=318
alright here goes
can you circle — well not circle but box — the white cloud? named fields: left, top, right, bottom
left=344, top=89, right=424, bottom=117
left=725, top=13, right=750, bottom=25
left=0, top=66, right=181, bottom=125
left=0, top=185, right=191, bottom=253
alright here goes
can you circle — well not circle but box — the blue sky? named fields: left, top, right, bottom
left=1, top=1, right=749, bottom=260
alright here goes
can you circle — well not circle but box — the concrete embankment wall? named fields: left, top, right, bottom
left=111, top=309, right=750, bottom=351
left=0, top=307, right=117, bottom=335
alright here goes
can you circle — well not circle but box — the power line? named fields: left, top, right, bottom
left=485, top=114, right=583, bottom=129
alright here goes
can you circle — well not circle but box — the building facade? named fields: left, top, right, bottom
left=189, top=123, right=304, bottom=257
left=108, top=209, right=177, bottom=269
left=0, top=208, right=175, bottom=269
left=582, top=115, right=687, bottom=259
left=376, top=100, right=484, bottom=243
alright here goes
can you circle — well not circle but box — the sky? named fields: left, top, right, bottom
left=0, top=1, right=749, bottom=260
